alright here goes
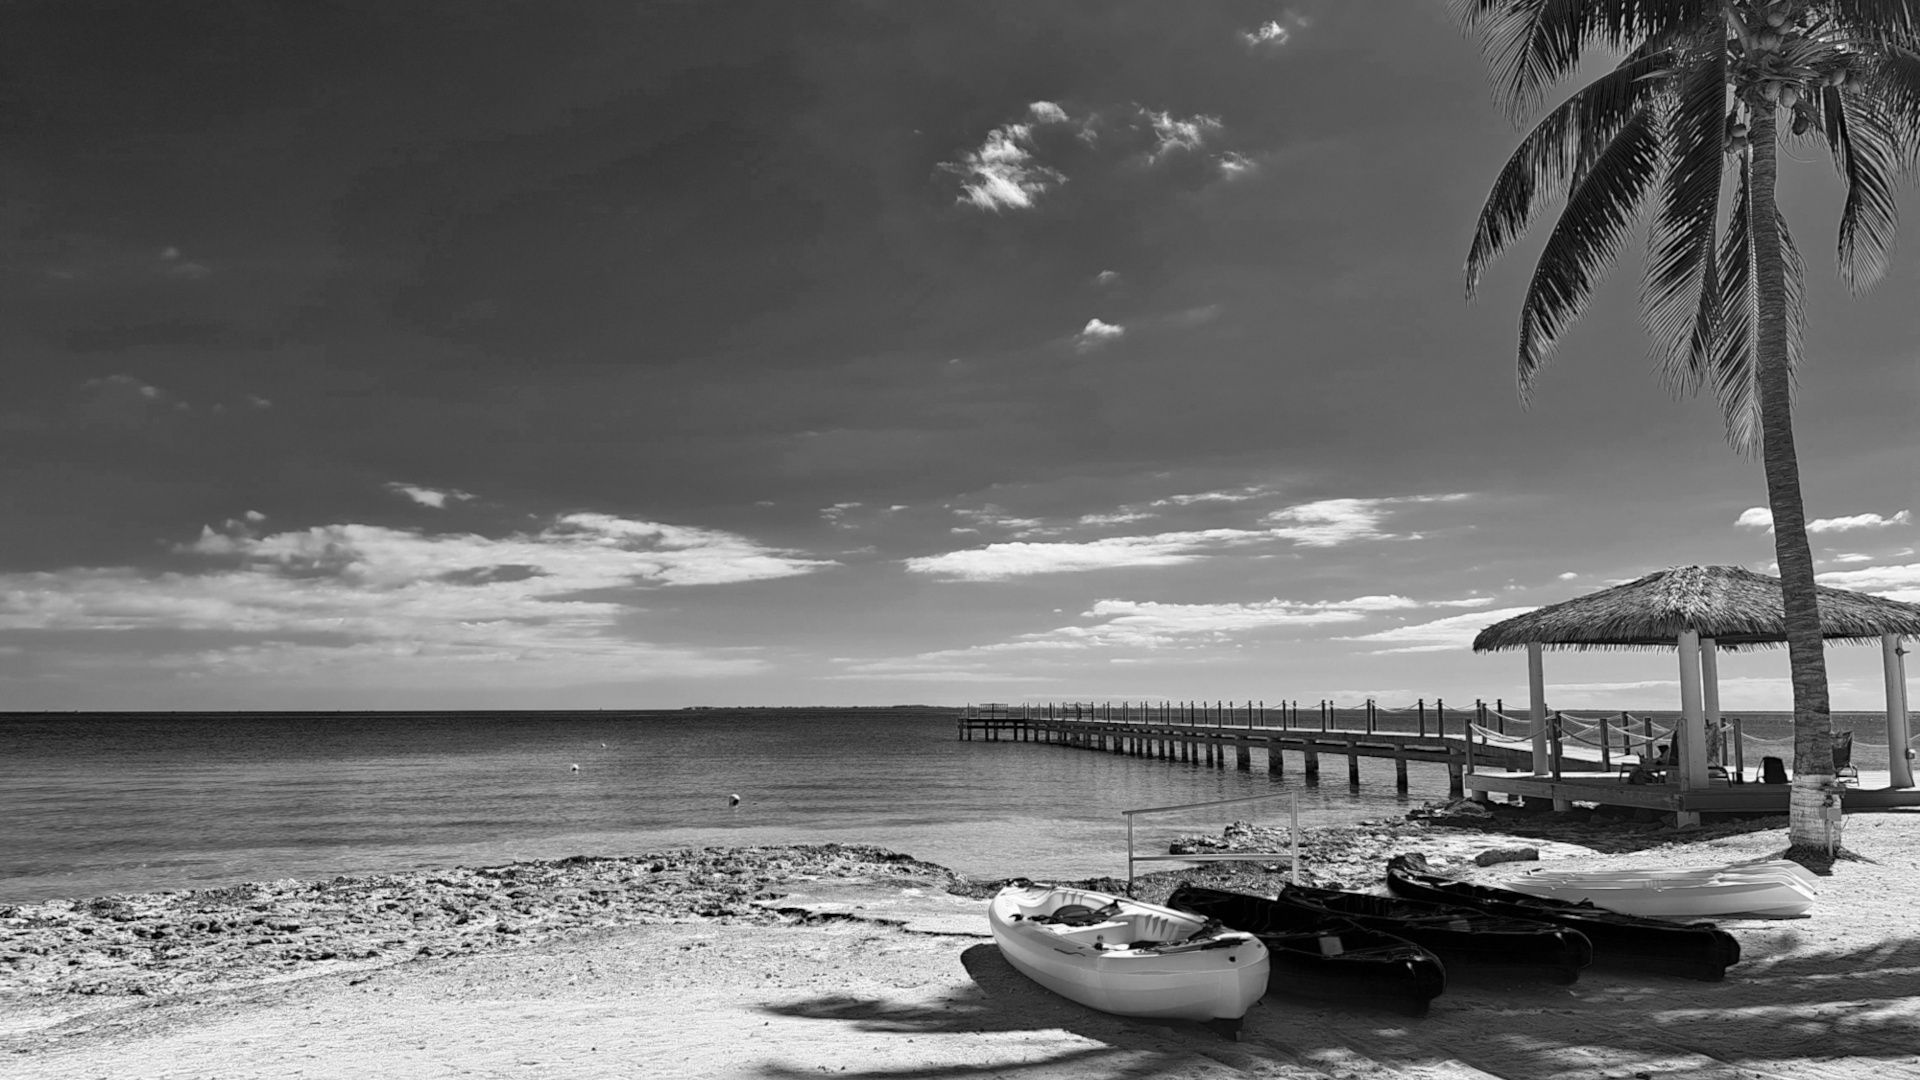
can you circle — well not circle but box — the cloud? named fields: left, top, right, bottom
left=940, top=103, right=1077, bottom=211
left=1151, top=486, right=1264, bottom=507
left=1264, top=494, right=1467, bottom=547
left=0, top=512, right=834, bottom=689
left=1337, top=607, right=1536, bottom=654
left=1215, top=151, right=1257, bottom=179
left=1812, top=510, right=1911, bottom=532
left=1816, top=562, right=1920, bottom=603
left=1737, top=507, right=1911, bottom=533
left=1095, top=270, right=1121, bottom=285
left=1140, top=108, right=1222, bottom=160
left=385, top=482, right=476, bottom=509
left=1241, top=12, right=1310, bottom=50
left=1074, top=318, right=1125, bottom=351
left=904, top=529, right=1267, bottom=580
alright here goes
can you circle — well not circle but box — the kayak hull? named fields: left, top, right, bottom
left=1386, top=854, right=1740, bottom=981
left=988, top=884, right=1270, bottom=1024
left=1167, top=884, right=1446, bottom=1017
left=1270, top=882, right=1592, bottom=983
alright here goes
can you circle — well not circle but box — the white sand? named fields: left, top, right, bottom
left=8, top=815, right=1920, bottom=1079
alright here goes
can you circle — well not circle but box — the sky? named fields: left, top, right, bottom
left=3, top=0, right=1916, bottom=712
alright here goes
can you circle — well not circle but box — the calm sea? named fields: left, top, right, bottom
left=0, top=707, right=1898, bottom=904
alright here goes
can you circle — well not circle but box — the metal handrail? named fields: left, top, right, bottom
left=1124, top=791, right=1299, bottom=890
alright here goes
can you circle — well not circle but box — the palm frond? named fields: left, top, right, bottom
left=1827, top=86, right=1903, bottom=290
left=1712, top=173, right=1759, bottom=452
left=1828, top=0, right=1920, bottom=36
left=1516, top=108, right=1664, bottom=395
left=1865, top=43, right=1920, bottom=150
left=1712, top=174, right=1805, bottom=455
left=1643, top=48, right=1727, bottom=397
left=1466, top=50, right=1672, bottom=297
left=1454, top=0, right=1721, bottom=117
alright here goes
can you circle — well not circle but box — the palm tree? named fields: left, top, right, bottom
left=1456, top=1, right=1920, bottom=849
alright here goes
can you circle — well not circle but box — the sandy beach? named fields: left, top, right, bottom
left=7, top=810, right=1920, bottom=1079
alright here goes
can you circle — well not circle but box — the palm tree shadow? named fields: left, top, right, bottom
left=750, top=943, right=1281, bottom=1079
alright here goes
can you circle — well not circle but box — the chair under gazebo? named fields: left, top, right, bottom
left=1468, top=565, right=1920, bottom=825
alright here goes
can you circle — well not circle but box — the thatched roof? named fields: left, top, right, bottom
left=1473, top=565, right=1920, bottom=652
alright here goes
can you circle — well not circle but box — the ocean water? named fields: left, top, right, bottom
left=2, top=707, right=1903, bottom=905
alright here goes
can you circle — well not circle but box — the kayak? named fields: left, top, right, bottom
left=1386, top=854, right=1740, bottom=981
left=1267, top=881, right=1592, bottom=983
left=1166, top=884, right=1446, bottom=1017
left=988, top=883, right=1270, bottom=1037
left=1505, top=861, right=1815, bottom=918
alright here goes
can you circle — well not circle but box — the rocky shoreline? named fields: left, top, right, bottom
left=0, top=845, right=957, bottom=999
left=1, top=806, right=1791, bottom=1002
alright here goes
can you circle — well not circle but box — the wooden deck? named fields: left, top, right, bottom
left=1467, top=767, right=1920, bottom=813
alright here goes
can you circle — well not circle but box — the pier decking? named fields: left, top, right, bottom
left=959, top=703, right=1920, bottom=818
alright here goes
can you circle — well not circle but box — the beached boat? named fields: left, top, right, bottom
left=1505, top=859, right=1816, bottom=918
left=1267, top=882, right=1592, bottom=983
left=1386, top=854, right=1741, bottom=981
left=1166, top=884, right=1446, bottom=1016
left=988, top=883, right=1269, bottom=1036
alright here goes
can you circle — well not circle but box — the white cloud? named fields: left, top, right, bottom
left=1151, top=487, right=1264, bottom=506
left=1816, top=562, right=1920, bottom=602
left=1811, top=510, right=1911, bottom=532
left=1337, top=606, right=1536, bottom=654
left=1075, top=318, right=1125, bottom=351
left=0, top=513, right=832, bottom=689
left=1827, top=553, right=1875, bottom=564
left=904, top=529, right=1266, bottom=581
left=1558, top=571, right=1579, bottom=580
left=385, top=482, right=475, bottom=509
left=1095, top=270, right=1121, bottom=285
left=1241, top=12, right=1310, bottom=50
left=941, top=103, right=1080, bottom=212
left=1078, top=511, right=1156, bottom=527
left=1738, top=507, right=1911, bottom=533
left=1216, top=152, right=1257, bottom=179
left=1140, top=109, right=1222, bottom=160
left=1264, top=494, right=1467, bottom=547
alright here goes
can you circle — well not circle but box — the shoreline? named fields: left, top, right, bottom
left=0, top=806, right=1832, bottom=1000
left=9, top=811, right=1920, bottom=1078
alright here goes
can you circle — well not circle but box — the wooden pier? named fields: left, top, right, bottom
left=958, top=702, right=1920, bottom=818
left=958, top=704, right=1534, bottom=797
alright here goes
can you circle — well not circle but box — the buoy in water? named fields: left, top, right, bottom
left=728, top=793, right=741, bottom=806
left=570, top=763, right=580, bottom=773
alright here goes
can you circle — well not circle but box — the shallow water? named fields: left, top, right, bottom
left=2, top=707, right=1902, bottom=904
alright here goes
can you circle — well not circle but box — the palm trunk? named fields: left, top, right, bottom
left=1747, top=109, right=1836, bottom=851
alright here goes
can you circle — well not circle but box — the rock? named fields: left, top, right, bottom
left=1474, top=846, right=1540, bottom=867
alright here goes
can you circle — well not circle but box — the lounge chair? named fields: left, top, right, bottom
left=1833, top=731, right=1858, bottom=783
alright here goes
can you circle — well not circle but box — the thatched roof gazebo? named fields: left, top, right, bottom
left=1474, top=565, right=1920, bottom=651
left=1473, top=566, right=1918, bottom=810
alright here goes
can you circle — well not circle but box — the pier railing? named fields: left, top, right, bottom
left=961, top=699, right=1750, bottom=777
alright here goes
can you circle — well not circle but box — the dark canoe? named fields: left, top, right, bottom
left=1167, top=884, right=1446, bottom=1017
left=1385, top=854, right=1740, bottom=982
left=1271, top=882, right=1592, bottom=983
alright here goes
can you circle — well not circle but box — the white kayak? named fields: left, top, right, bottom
left=1506, top=860, right=1816, bottom=918
left=988, top=883, right=1269, bottom=1032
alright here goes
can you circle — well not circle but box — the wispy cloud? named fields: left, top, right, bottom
left=1140, top=108, right=1221, bottom=161
left=1337, top=607, right=1535, bottom=654
left=385, top=482, right=475, bottom=509
left=1816, top=562, right=1920, bottom=603
left=905, top=529, right=1267, bottom=580
left=940, top=102, right=1074, bottom=211
left=0, top=511, right=832, bottom=690
left=1265, top=494, right=1468, bottom=547
left=1737, top=507, right=1911, bottom=533
left=1241, top=13, right=1309, bottom=50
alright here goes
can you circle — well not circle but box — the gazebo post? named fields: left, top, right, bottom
left=1701, top=638, right=1722, bottom=771
left=1676, top=631, right=1707, bottom=824
left=1884, top=634, right=1913, bottom=788
left=1527, top=641, right=1548, bottom=776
